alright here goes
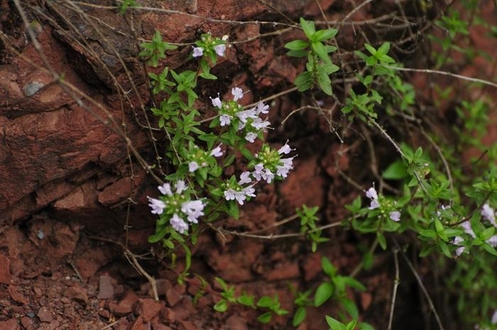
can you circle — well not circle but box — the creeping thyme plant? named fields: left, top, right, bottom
left=141, top=31, right=295, bottom=267
left=136, top=1, right=497, bottom=328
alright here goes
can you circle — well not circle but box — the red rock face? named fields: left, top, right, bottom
left=2, top=0, right=306, bottom=227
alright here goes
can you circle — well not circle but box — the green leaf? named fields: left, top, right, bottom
left=214, top=299, right=228, bottom=312
left=317, top=68, right=333, bottom=95
left=366, top=56, right=378, bottom=66
left=355, top=50, right=368, bottom=61
left=364, top=43, right=377, bottom=56
left=325, top=315, right=346, bottom=330
left=312, top=42, right=331, bottom=64
left=340, top=298, right=359, bottom=319
left=342, top=277, right=366, bottom=291
left=294, top=71, right=313, bottom=92
left=257, top=312, right=272, bottom=323
left=215, top=277, right=228, bottom=291
left=237, top=294, right=255, bottom=307
left=321, top=257, right=336, bottom=277
left=285, top=40, right=309, bottom=51
left=439, top=241, right=452, bottom=258
left=482, top=243, right=497, bottom=256
left=313, top=28, right=338, bottom=42
left=226, top=200, right=239, bottom=219
left=346, top=320, right=358, bottom=330
left=293, top=307, right=307, bottom=327
left=382, top=160, right=408, bottom=180
left=480, top=227, right=495, bottom=241
left=379, top=54, right=396, bottom=64
left=419, top=229, right=437, bottom=239
left=314, top=282, right=334, bottom=307
left=148, top=227, right=167, bottom=243
left=300, top=17, right=316, bottom=39
left=376, top=42, right=390, bottom=57
left=377, top=233, right=387, bottom=250
left=363, top=252, right=373, bottom=270
left=359, top=322, right=376, bottom=330
left=257, top=296, right=274, bottom=308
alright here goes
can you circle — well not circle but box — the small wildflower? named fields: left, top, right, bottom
left=189, top=161, right=199, bottom=173
left=276, top=157, right=294, bottom=178
left=147, top=181, right=203, bottom=235
left=224, top=186, right=255, bottom=205
left=175, top=180, right=187, bottom=194
left=181, top=200, right=205, bottom=223
left=481, top=203, right=496, bottom=226
left=231, top=87, right=244, bottom=101
left=263, top=168, right=275, bottom=183
left=170, top=213, right=189, bottom=234
left=214, top=43, right=226, bottom=56
left=148, top=197, right=166, bottom=215
left=236, top=108, right=256, bottom=125
left=192, top=46, right=204, bottom=58
left=389, top=211, right=401, bottom=222
left=211, top=96, right=222, bottom=108
left=223, top=172, right=256, bottom=205
left=278, top=143, right=292, bottom=155
left=453, top=236, right=465, bottom=256
left=245, top=132, right=257, bottom=143
left=239, top=171, right=252, bottom=184
left=461, top=221, right=476, bottom=238
left=254, top=101, right=269, bottom=115
left=251, top=117, right=271, bottom=130
left=210, top=145, right=223, bottom=157
left=365, top=187, right=380, bottom=210
left=220, top=114, right=233, bottom=126
left=158, top=183, right=173, bottom=196
left=365, top=187, right=378, bottom=200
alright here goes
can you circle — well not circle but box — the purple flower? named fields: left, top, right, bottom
left=231, top=87, right=244, bottom=101
left=214, top=44, right=226, bottom=57
left=181, top=200, right=205, bottom=223
left=365, top=187, right=380, bottom=210
left=278, top=143, right=292, bottom=155
left=461, top=221, right=475, bottom=238
left=211, top=96, right=222, bottom=108
left=220, top=114, right=232, bottom=126
left=175, top=180, right=187, bottom=194
left=224, top=187, right=255, bottom=205
left=252, top=163, right=265, bottom=182
left=192, top=46, right=204, bottom=58
left=276, top=157, right=294, bottom=178
left=210, top=145, right=223, bottom=157
left=239, top=171, right=252, bottom=185
left=158, top=183, right=173, bottom=196
left=263, top=168, right=275, bottom=183
left=481, top=203, right=496, bottom=226
left=452, top=236, right=465, bottom=256
left=254, top=101, right=269, bottom=115
left=189, top=161, right=199, bottom=173
left=251, top=117, right=270, bottom=130
left=236, top=109, right=256, bottom=125
left=148, top=197, right=166, bottom=215
left=170, top=214, right=188, bottom=234
left=365, top=187, right=378, bottom=200
left=389, top=211, right=401, bottom=222
left=245, top=132, right=257, bottom=143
